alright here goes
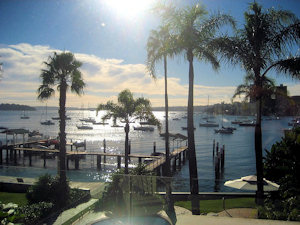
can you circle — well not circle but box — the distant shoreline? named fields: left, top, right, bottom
left=0, top=103, right=36, bottom=111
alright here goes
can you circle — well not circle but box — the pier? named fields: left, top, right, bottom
left=0, top=138, right=189, bottom=176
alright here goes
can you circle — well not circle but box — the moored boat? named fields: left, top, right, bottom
left=215, top=127, right=234, bottom=134
left=76, top=123, right=93, bottom=130
left=41, top=120, right=55, bottom=125
left=199, top=121, right=219, bottom=127
left=134, top=126, right=154, bottom=131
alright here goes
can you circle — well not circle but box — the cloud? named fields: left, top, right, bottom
left=0, top=43, right=237, bottom=107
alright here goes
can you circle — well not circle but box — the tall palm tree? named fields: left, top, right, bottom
left=156, top=3, right=235, bottom=214
left=96, top=89, right=160, bottom=174
left=37, top=52, right=85, bottom=204
left=213, top=2, right=300, bottom=205
left=147, top=25, right=174, bottom=177
left=146, top=25, right=176, bottom=222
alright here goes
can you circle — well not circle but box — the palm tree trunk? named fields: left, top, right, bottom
left=255, top=97, right=264, bottom=206
left=187, top=50, right=200, bottom=215
left=124, top=123, right=129, bottom=174
left=164, top=55, right=170, bottom=177
left=58, top=79, right=69, bottom=206
left=164, top=55, right=176, bottom=223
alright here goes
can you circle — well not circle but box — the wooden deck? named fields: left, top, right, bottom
left=145, top=146, right=188, bottom=171
left=13, top=147, right=161, bottom=159
left=1, top=138, right=188, bottom=174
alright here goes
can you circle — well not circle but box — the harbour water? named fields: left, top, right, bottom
left=0, top=109, right=291, bottom=192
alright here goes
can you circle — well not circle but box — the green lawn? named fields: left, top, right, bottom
left=0, top=192, right=28, bottom=206
left=175, top=197, right=256, bottom=214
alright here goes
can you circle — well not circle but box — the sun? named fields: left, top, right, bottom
left=104, top=0, right=155, bottom=20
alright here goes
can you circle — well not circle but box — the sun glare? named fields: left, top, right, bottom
left=104, top=0, right=155, bottom=20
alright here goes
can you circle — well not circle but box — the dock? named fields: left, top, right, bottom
left=0, top=138, right=189, bottom=176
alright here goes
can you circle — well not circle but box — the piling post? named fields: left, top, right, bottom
left=6, top=148, right=9, bottom=164
left=75, top=156, right=79, bottom=170
left=183, top=149, right=186, bottom=162
left=172, top=156, right=177, bottom=172
left=178, top=152, right=182, bottom=168
left=221, top=145, right=225, bottom=169
left=97, top=155, right=102, bottom=170
left=71, top=139, right=73, bottom=151
left=103, top=139, right=106, bottom=163
left=67, top=156, right=69, bottom=170
left=156, top=166, right=161, bottom=176
left=128, top=140, right=131, bottom=161
left=153, top=142, right=156, bottom=154
left=214, top=156, right=219, bottom=179
left=213, top=139, right=215, bottom=158
left=29, top=151, right=32, bottom=166
left=14, top=149, right=17, bottom=165
left=138, top=157, right=142, bottom=165
left=10, top=148, right=13, bottom=161
left=117, top=156, right=121, bottom=169
left=84, top=139, right=86, bottom=150
left=43, top=152, right=46, bottom=168
left=0, top=147, right=2, bottom=164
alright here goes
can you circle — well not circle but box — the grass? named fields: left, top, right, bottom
left=0, top=192, right=28, bottom=206
left=175, top=197, right=256, bottom=214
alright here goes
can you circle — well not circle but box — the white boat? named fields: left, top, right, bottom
left=79, top=117, right=96, bottom=123
left=20, top=111, right=29, bottom=119
left=41, top=120, right=55, bottom=125
left=181, top=126, right=196, bottom=130
left=133, top=126, right=154, bottom=131
left=199, top=121, right=219, bottom=127
left=52, top=116, right=71, bottom=120
left=200, top=96, right=218, bottom=127
left=77, top=123, right=93, bottom=130
left=93, top=121, right=109, bottom=125
left=215, top=127, right=234, bottom=134
left=41, top=104, right=54, bottom=125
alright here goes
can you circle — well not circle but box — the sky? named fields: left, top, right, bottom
left=0, top=0, right=299, bottom=108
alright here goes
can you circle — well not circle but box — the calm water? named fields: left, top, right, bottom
left=0, top=109, right=291, bottom=192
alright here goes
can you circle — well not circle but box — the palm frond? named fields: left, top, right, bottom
left=71, top=70, right=85, bottom=95
left=271, top=57, right=300, bottom=79
left=37, top=84, right=55, bottom=100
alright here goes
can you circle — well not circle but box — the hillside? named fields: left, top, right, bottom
left=0, top=103, right=36, bottom=111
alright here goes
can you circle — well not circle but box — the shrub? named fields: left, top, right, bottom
left=261, top=127, right=300, bottom=221
left=19, top=201, right=54, bottom=224
left=26, top=174, right=70, bottom=208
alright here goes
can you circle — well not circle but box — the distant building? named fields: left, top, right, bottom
left=291, top=96, right=300, bottom=115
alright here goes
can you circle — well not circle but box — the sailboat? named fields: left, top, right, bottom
left=199, top=96, right=219, bottom=127
left=20, top=111, right=30, bottom=119
left=41, top=104, right=54, bottom=125
left=215, top=103, right=234, bottom=134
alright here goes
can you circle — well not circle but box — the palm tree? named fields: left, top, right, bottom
left=233, top=72, right=276, bottom=102
left=156, top=3, right=235, bottom=214
left=96, top=89, right=160, bottom=174
left=147, top=25, right=174, bottom=177
left=146, top=25, right=176, bottom=222
left=37, top=52, right=85, bottom=204
left=213, top=2, right=300, bottom=205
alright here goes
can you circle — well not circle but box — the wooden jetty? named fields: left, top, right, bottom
left=0, top=139, right=189, bottom=176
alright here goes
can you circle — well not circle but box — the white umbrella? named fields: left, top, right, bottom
left=224, top=175, right=279, bottom=191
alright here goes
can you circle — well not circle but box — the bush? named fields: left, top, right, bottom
left=26, top=174, right=70, bottom=208
left=261, top=127, right=300, bottom=221
left=19, top=201, right=54, bottom=224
